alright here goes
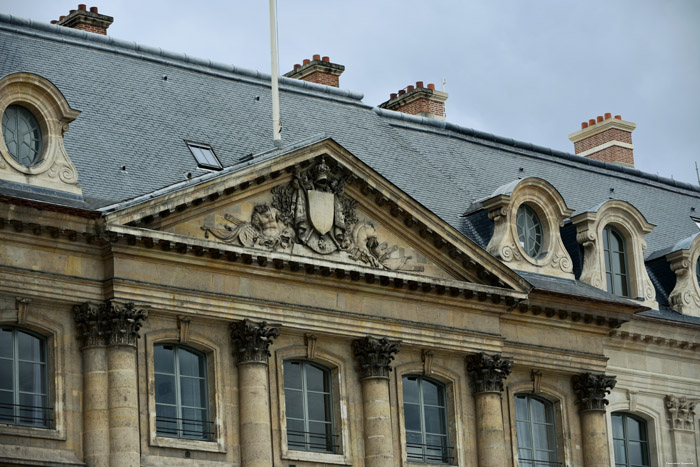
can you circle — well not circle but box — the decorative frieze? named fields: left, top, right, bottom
left=230, top=319, right=280, bottom=364
left=665, top=395, right=696, bottom=431
left=608, top=330, right=699, bottom=351
left=74, top=301, right=148, bottom=347
left=572, top=372, right=616, bottom=412
left=351, top=335, right=401, bottom=380
left=466, top=352, right=513, bottom=394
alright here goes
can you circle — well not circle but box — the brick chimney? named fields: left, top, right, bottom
left=284, top=55, right=345, bottom=88
left=378, top=82, right=448, bottom=121
left=51, top=5, right=113, bottom=35
left=568, top=113, right=636, bottom=167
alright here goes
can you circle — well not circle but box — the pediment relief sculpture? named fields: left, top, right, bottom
left=202, top=158, right=424, bottom=273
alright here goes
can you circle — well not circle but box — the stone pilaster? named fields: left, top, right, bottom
left=572, top=372, right=616, bottom=467
left=466, top=353, right=512, bottom=467
left=352, top=336, right=401, bottom=467
left=231, top=320, right=280, bottom=467
left=665, top=395, right=697, bottom=464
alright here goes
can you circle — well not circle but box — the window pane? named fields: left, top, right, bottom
left=17, top=331, right=43, bottom=362
left=305, top=364, right=328, bottom=392
left=18, top=361, right=44, bottom=393
left=626, top=416, right=643, bottom=440
left=154, top=345, right=175, bottom=374
left=533, top=423, right=551, bottom=450
left=181, top=407, right=207, bottom=438
left=404, top=403, right=421, bottom=432
left=0, top=360, right=12, bottom=390
left=613, top=439, right=626, bottom=464
left=424, top=405, right=445, bottom=434
left=422, top=379, right=441, bottom=406
left=612, top=414, right=624, bottom=439
left=156, top=404, right=177, bottom=436
left=515, top=396, right=529, bottom=421
left=284, top=388, right=304, bottom=420
left=308, top=421, right=332, bottom=452
left=516, top=420, right=533, bottom=448
left=0, top=329, right=12, bottom=358
left=425, top=434, right=448, bottom=463
left=155, top=373, right=176, bottom=405
left=307, top=391, right=330, bottom=422
left=628, top=441, right=645, bottom=465
left=19, top=393, right=45, bottom=425
left=178, top=348, right=204, bottom=377
left=287, top=418, right=306, bottom=448
left=283, top=361, right=302, bottom=390
left=406, top=431, right=423, bottom=460
left=403, top=376, right=419, bottom=404
left=531, top=398, right=546, bottom=423
left=0, top=390, right=13, bottom=422
left=518, top=448, right=533, bottom=467
left=180, top=376, right=205, bottom=408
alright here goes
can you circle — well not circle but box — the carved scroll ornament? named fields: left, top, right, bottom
left=352, top=335, right=401, bottom=380
left=466, top=352, right=513, bottom=394
left=571, top=372, right=616, bottom=412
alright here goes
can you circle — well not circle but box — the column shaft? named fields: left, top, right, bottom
left=238, top=361, right=273, bottom=467
left=107, top=345, right=140, bottom=467
left=579, top=411, right=610, bottom=467
left=81, top=346, right=109, bottom=467
left=361, top=377, right=394, bottom=467
left=473, top=392, right=507, bottom=467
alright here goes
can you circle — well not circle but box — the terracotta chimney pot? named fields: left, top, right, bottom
left=322, top=56, right=329, bottom=62
left=427, top=83, right=435, bottom=90
left=604, top=112, right=612, bottom=120
left=312, top=54, right=320, bottom=61
left=78, top=4, right=87, bottom=10
left=90, top=6, right=98, bottom=13
left=581, top=122, right=588, bottom=129
left=416, top=81, right=424, bottom=88
left=303, top=59, right=310, bottom=65
left=407, top=85, right=415, bottom=92
left=597, top=116, right=604, bottom=123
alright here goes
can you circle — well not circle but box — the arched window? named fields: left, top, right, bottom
left=603, top=225, right=630, bottom=297
left=154, top=344, right=211, bottom=440
left=403, top=375, right=451, bottom=464
left=0, top=327, right=50, bottom=427
left=612, top=412, right=650, bottom=467
left=516, top=204, right=544, bottom=258
left=514, top=394, right=558, bottom=467
left=283, top=360, right=336, bottom=453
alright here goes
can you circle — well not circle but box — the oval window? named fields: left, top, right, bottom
left=2, top=104, right=43, bottom=167
left=696, top=256, right=700, bottom=289
left=516, top=204, right=543, bottom=258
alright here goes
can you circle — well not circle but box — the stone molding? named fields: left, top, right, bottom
left=665, top=395, right=696, bottom=431
left=0, top=73, right=82, bottom=194
left=577, top=140, right=634, bottom=158
left=666, top=236, right=700, bottom=317
left=74, top=301, right=148, bottom=348
left=352, top=335, right=401, bottom=380
left=230, top=319, right=280, bottom=365
left=571, top=200, right=657, bottom=308
left=608, top=329, right=699, bottom=351
left=466, top=352, right=513, bottom=394
left=572, top=372, right=616, bottom=412
left=482, top=177, right=575, bottom=279
left=568, top=117, right=636, bottom=143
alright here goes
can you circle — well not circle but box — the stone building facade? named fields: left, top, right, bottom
left=0, top=8, right=698, bottom=467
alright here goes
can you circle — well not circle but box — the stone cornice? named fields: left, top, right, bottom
left=577, top=141, right=634, bottom=158
left=379, top=87, right=448, bottom=111
left=608, top=329, right=700, bottom=351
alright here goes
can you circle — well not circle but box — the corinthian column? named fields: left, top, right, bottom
left=352, top=336, right=401, bottom=467
left=231, top=320, right=280, bottom=467
left=74, top=303, right=109, bottom=467
left=572, top=372, right=616, bottom=467
left=466, top=353, right=513, bottom=467
left=104, top=302, right=148, bottom=467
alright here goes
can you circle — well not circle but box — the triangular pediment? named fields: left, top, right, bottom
left=103, top=138, right=530, bottom=293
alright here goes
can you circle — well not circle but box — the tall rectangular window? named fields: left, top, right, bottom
left=403, top=375, right=451, bottom=464
left=514, top=394, right=558, bottom=467
left=612, top=412, right=650, bottom=467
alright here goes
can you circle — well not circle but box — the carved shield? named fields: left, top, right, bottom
left=307, top=190, right=334, bottom=235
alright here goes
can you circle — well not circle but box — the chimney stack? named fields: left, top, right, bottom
left=378, top=82, right=448, bottom=121
left=54, top=5, right=113, bottom=35
left=284, top=55, right=345, bottom=88
left=568, top=113, right=636, bottom=167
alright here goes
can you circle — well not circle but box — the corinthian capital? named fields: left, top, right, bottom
left=104, top=302, right=148, bottom=346
left=466, top=352, right=513, bottom=394
left=572, top=372, right=616, bottom=412
left=231, top=319, right=280, bottom=364
left=352, top=335, right=401, bottom=380
left=74, top=302, right=108, bottom=348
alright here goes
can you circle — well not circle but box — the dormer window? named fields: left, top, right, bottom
left=2, top=105, right=43, bottom=167
left=186, top=142, right=222, bottom=170
left=516, top=204, right=543, bottom=258
left=603, top=225, right=629, bottom=297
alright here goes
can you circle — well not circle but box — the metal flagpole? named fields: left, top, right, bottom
left=269, top=0, right=281, bottom=143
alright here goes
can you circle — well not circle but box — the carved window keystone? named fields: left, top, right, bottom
left=351, top=336, right=401, bottom=380
left=230, top=319, right=280, bottom=365
left=465, top=352, right=513, bottom=394
left=571, top=372, right=616, bottom=412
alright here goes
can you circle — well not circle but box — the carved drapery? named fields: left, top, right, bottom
left=572, top=372, right=616, bottom=412
left=466, top=352, right=513, bottom=394
left=665, top=395, right=697, bottom=431
left=352, top=336, right=401, bottom=380
left=231, top=319, right=280, bottom=364
left=74, top=301, right=148, bottom=348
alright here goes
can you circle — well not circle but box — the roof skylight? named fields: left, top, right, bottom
left=186, top=142, right=222, bottom=170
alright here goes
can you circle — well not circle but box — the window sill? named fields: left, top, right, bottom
left=150, top=435, right=226, bottom=453
left=282, top=449, right=351, bottom=465
left=0, top=423, right=65, bottom=440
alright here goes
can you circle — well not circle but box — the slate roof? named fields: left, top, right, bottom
left=2, top=14, right=700, bottom=325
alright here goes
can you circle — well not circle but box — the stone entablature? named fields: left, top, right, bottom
left=571, top=199, right=658, bottom=308
left=608, top=329, right=700, bottom=351
left=665, top=233, right=700, bottom=317
left=352, top=335, right=401, bottom=380
left=572, top=372, right=616, bottom=412
left=466, top=352, right=513, bottom=394
left=482, top=177, right=575, bottom=279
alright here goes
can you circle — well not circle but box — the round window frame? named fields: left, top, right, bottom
left=2, top=103, right=46, bottom=168
left=510, top=201, right=552, bottom=266
left=515, top=203, right=545, bottom=259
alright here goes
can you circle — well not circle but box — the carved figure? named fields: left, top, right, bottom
left=202, top=204, right=293, bottom=251
left=349, top=222, right=424, bottom=271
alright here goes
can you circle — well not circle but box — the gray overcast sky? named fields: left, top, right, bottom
left=4, top=1, right=700, bottom=185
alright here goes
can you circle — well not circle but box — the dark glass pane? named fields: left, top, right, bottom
left=181, top=407, right=206, bottom=438
left=284, top=388, right=304, bottom=420
left=283, top=361, right=302, bottom=390
left=531, top=398, right=547, bottom=423
left=533, top=423, right=550, bottom=450
left=406, top=431, right=423, bottom=460
left=178, top=348, right=204, bottom=377
left=626, top=416, right=643, bottom=440
left=425, top=434, right=447, bottom=463
left=422, top=379, right=441, bottom=406
left=424, top=405, right=445, bottom=435
left=286, top=418, right=306, bottom=449
left=517, top=205, right=543, bottom=257
left=17, top=331, right=43, bottom=362
left=2, top=105, right=42, bottom=166
left=515, top=396, right=529, bottom=421
left=0, top=329, right=12, bottom=358
left=154, top=345, right=174, bottom=374
left=19, top=393, right=45, bottom=425
left=0, top=360, right=12, bottom=390
left=404, top=403, right=421, bottom=432
left=308, top=421, right=332, bottom=452
left=154, top=373, right=176, bottom=405
left=403, top=376, right=419, bottom=404
left=0, top=390, right=13, bottom=422
left=612, top=414, right=624, bottom=439
left=180, top=376, right=204, bottom=408
left=18, top=361, right=44, bottom=393
left=613, top=439, right=626, bottom=464
left=156, top=404, right=177, bottom=436
left=616, top=253, right=627, bottom=275
left=628, top=441, right=645, bottom=465
left=307, top=391, right=330, bottom=422
left=610, top=229, right=623, bottom=251
left=305, top=364, right=328, bottom=392
left=516, top=420, right=533, bottom=448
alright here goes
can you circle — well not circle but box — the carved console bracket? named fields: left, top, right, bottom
left=466, top=352, right=513, bottom=394
left=352, top=335, right=401, bottom=380
left=177, top=315, right=191, bottom=344
left=231, top=319, right=280, bottom=365
left=572, top=372, right=616, bottom=412
left=422, top=349, right=434, bottom=376
left=15, top=297, right=31, bottom=325
left=74, top=301, right=148, bottom=348
left=304, top=333, right=317, bottom=360
left=665, top=395, right=697, bottom=431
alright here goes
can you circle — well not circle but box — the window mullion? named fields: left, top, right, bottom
left=13, top=329, right=19, bottom=424
left=418, top=378, right=427, bottom=460
left=173, top=347, right=183, bottom=438
left=301, top=363, right=310, bottom=450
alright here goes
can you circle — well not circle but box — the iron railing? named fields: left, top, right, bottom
left=0, top=402, right=53, bottom=428
left=156, top=415, right=215, bottom=440
left=406, top=442, right=454, bottom=463
left=287, top=429, right=339, bottom=453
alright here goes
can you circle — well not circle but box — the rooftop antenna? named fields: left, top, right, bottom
left=696, top=161, right=700, bottom=185
left=269, top=0, right=282, bottom=144
left=441, top=77, right=446, bottom=92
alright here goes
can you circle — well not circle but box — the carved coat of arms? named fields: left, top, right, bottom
left=202, top=157, right=423, bottom=272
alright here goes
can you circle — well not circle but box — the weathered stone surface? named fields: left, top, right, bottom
left=352, top=335, right=401, bottom=380
left=231, top=319, right=280, bottom=364
left=466, top=352, right=513, bottom=394
left=572, top=372, right=616, bottom=412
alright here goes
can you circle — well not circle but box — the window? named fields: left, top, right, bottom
left=2, top=104, right=43, bottom=167
left=516, top=204, right=543, bottom=258
left=283, top=360, right=336, bottom=453
left=403, top=375, right=451, bottom=464
left=186, top=142, right=222, bottom=170
left=514, top=394, right=558, bottom=467
left=696, top=256, right=700, bottom=288
left=603, top=225, right=630, bottom=296
left=154, top=344, right=212, bottom=440
left=612, top=413, right=650, bottom=467
left=0, top=327, right=50, bottom=428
